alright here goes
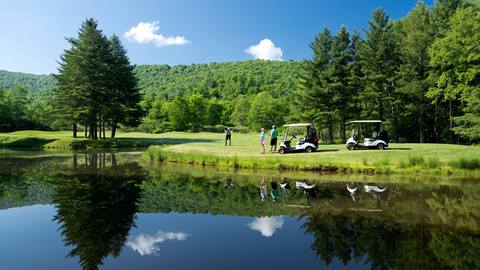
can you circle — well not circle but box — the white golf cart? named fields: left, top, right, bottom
left=279, top=123, right=319, bottom=154
left=346, top=120, right=389, bottom=150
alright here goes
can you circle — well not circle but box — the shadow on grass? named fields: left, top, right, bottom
left=316, top=149, right=340, bottom=153
left=74, top=137, right=218, bottom=150
left=1, top=136, right=218, bottom=150
left=387, top=147, right=412, bottom=151
left=0, top=137, right=56, bottom=148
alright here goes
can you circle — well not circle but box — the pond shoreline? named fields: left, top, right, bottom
left=145, top=145, right=480, bottom=176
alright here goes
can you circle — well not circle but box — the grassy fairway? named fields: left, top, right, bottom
left=1, top=130, right=480, bottom=174
left=144, top=132, right=480, bottom=174
left=0, top=130, right=219, bottom=150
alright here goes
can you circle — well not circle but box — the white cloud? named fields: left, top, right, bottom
left=245, top=39, right=283, bottom=61
left=247, top=216, right=284, bottom=238
left=124, top=21, right=190, bottom=47
left=126, top=231, right=190, bottom=256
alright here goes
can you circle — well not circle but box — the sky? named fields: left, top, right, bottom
left=0, top=0, right=434, bottom=74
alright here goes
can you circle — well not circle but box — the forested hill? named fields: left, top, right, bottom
left=0, top=69, right=55, bottom=93
left=135, top=60, right=302, bottom=100
left=0, top=60, right=303, bottom=98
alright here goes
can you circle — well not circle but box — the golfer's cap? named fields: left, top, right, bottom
left=272, top=125, right=276, bottom=128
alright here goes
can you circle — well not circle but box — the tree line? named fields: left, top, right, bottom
left=0, top=0, right=479, bottom=144
left=297, top=0, right=478, bottom=143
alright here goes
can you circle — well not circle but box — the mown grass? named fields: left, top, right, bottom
left=2, top=130, right=480, bottom=175
left=0, top=130, right=218, bottom=150
left=143, top=132, right=480, bottom=175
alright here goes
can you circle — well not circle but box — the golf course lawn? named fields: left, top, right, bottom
left=1, top=130, right=480, bottom=174
left=144, top=132, right=480, bottom=175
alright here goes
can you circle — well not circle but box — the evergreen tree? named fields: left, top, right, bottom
left=108, top=35, right=143, bottom=138
left=397, top=1, right=435, bottom=142
left=359, top=8, right=402, bottom=142
left=298, top=28, right=335, bottom=143
left=429, top=2, right=480, bottom=141
left=55, top=19, right=141, bottom=139
left=329, top=26, right=357, bottom=142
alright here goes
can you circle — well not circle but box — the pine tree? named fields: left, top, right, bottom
left=108, top=35, right=143, bottom=138
left=329, top=26, right=357, bottom=142
left=55, top=19, right=141, bottom=139
left=397, top=1, right=435, bottom=142
left=298, top=28, right=335, bottom=143
left=359, top=8, right=402, bottom=142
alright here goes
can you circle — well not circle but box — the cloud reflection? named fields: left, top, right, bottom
left=247, top=216, right=284, bottom=237
left=127, top=231, right=190, bottom=256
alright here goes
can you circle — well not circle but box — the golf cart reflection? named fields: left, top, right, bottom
left=346, top=120, right=389, bottom=150
left=279, top=123, right=319, bottom=154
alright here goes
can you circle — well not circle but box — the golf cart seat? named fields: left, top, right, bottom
left=297, top=138, right=306, bottom=145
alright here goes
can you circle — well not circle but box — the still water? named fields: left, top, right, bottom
left=0, top=152, right=479, bottom=270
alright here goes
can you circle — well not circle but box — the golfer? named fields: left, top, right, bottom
left=224, top=127, right=232, bottom=146
left=260, top=128, right=266, bottom=154
left=270, top=125, right=278, bottom=152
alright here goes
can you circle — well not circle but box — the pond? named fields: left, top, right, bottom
left=0, top=151, right=479, bottom=270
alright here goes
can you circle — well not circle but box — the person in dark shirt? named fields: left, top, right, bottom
left=224, top=128, right=232, bottom=146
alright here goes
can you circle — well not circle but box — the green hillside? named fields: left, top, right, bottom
left=0, top=69, right=55, bottom=94
left=0, top=60, right=302, bottom=98
left=135, top=60, right=302, bottom=100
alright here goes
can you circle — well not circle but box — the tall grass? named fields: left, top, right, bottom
left=450, top=157, right=480, bottom=170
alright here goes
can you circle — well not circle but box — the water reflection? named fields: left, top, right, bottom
left=126, top=231, right=190, bottom=256
left=0, top=153, right=479, bottom=269
left=52, top=152, right=145, bottom=270
left=247, top=216, right=284, bottom=238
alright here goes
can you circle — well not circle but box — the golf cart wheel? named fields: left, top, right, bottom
left=279, top=147, right=286, bottom=154
left=347, top=143, right=356, bottom=151
left=377, top=143, right=385, bottom=150
left=305, top=146, right=313, bottom=153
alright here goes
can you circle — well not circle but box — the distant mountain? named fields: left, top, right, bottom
left=0, top=60, right=303, bottom=99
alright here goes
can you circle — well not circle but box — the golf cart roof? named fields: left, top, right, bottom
left=283, top=123, right=312, bottom=127
left=347, top=120, right=383, bottom=124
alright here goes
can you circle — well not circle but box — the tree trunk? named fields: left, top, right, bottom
left=327, top=114, right=333, bottom=144
left=102, top=122, right=106, bottom=139
left=111, top=120, right=117, bottom=139
left=340, top=117, right=346, bottom=143
left=449, top=100, right=453, bottom=143
left=73, top=154, right=78, bottom=169
left=84, top=125, right=88, bottom=138
left=89, top=124, right=95, bottom=139
left=72, top=123, right=77, bottom=138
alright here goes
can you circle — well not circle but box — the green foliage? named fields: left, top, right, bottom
left=169, top=95, right=191, bottom=131
left=247, top=92, right=285, bottom=130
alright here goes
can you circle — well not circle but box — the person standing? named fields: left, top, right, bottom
left=224, top=127, right=232, bottom=146
left=270, top=125, right=278, bottom=152
left=260, top=128, right=266, bottom=154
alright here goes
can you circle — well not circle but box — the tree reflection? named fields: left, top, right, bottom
left=53, top=152, right=145, bottom=270
left=302, top=211, right=480, bottom=269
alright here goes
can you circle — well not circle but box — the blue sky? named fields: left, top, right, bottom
left=0, top=0, right=434, bottom=74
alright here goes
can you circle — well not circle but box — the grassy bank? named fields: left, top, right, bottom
left=144, top=132, right=480, bottom=175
